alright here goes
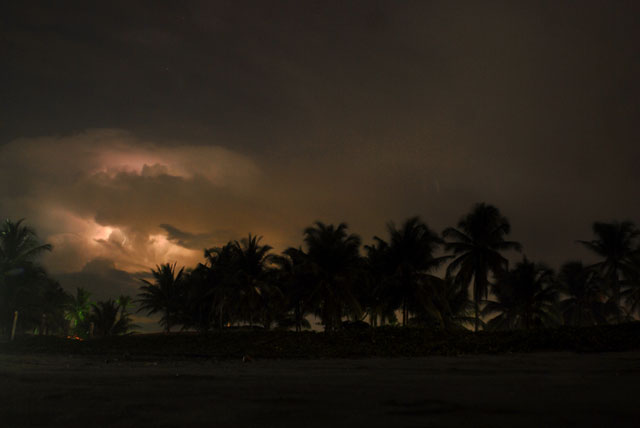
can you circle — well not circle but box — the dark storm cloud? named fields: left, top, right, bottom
left=158, top=224, right=223, bottom=250
left=55, top=258, right=141, bottom=302
left=1, top=0, right=640, bottom=283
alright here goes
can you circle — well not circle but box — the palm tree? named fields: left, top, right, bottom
left=0, top=219, right=53, bottom=337
left=443, top=203, right=522, bottom=332
left=578, top=221, right=639, bottom=322
left=0, top=219, right=52, bottom=272
left=303, top=222, right=363, bottom=332
left=483, top=257, right=560, bottom=330
left=427, top=276, right=475, bottom=330
left=90, top=299, right=136, bottom=337
left=65, top=287, right=93, bottom=337
left=271, top=248, right=313, bottom=331
left=115, top=295, right=134, bottom=316
left=362, top=240, right=398, bottom=327
left=202, top=242, right=242, bottom=329
left=557, top=261, right=614, bottom=326
left=623, top=254, right=640, bottom=317
left=40, top=280, right=71, bottom=335
left=137, top=263, right=185, bottom=333
left=368, top=217, right=446, bottom=326
left=180, top=265, right=218, bottom=332
left=232, top=234, right=277, bottom=328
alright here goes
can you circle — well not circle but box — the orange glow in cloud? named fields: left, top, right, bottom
left=2, top=130, right=263, bottom=274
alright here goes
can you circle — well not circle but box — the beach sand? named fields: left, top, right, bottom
left=1, top=351, right=638, bottom=427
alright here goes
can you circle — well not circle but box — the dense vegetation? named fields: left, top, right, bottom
left=2, top=202, right=640, bottom=344
left=0, top=219, right=136, bottom=338
left=4, top=323, right=640, bottom=359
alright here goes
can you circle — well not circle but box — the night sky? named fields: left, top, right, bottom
left=2, top=1, right=639, bottom=311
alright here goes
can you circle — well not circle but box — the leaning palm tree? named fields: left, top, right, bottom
left=137, top=263, right=185, bottom=333
left=443, top=203, right=522, bottom=332
left=484, top=257, right=560, bottom=330
left=303, top=222, right=363, bottom=332
left=368, top=217, right=446, bottom=326
left=578, top=221, right=639, bottom=323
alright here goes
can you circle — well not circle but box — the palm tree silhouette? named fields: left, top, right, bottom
left=90, top=299, right=136, bottom=337
left=557, top=261, right=613, bottom=326
left=0, top=219, right=53, bottom=337
left=368, top=217, right=446, bottom=326
left=39, top=279, right=70, bottom=335
left=231, top=234, right=277, bottom=328
left=443, top=203, right=521, bottom=332
left=303, top=222, right=363, bottom=332
left=578, top=221, right=639, bottom=323
left=484, top=257, right=560, bottom=330
left=623, top=254, right=640, bottom=317
left=362, top=240, right=398, bottom=327
left=271, top=248, right=313, bottom=331
left=202, top=242, right=243, bottom=329
left=428, top=276, right=475, bottom=330
left=137, top=263, right=185, bottom=333
left=0, top=219, right=52, bottom=272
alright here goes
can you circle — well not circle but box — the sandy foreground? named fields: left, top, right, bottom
left=1, top=352, right=638, bottom=428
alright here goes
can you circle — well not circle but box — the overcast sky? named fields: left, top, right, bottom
left=2, top=1, right=639, bottom=306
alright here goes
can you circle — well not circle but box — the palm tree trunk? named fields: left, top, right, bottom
left=474, top=301, right=478, bottom=333
left=402, top=300, right=407, bottom=327
left=297, top=301, right=304, bottom=332
left=613, top=274, right=621, bottom=324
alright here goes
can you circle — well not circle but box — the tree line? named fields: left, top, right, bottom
left=2, top=202, right=639, bottom=338
left=138, top=203, right=640, bottom=333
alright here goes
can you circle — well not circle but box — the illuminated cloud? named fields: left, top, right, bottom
left=0, top=129, right=266, bottom=274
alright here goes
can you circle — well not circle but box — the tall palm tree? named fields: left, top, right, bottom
left=303, top=222, right=363, bottom=332
left=444, top=203, right=521, bottom=332
left=368, top=217, right=446, bottom=326
left=232, top=234, right=277, bottom=327
left=137, top=263, right=185, bottom=333
left=578, top=221, right=639, bottom=322
left=557, top=261, right=613, bottom=326
left=202, top=242, right=242, bottom=329
left=271, top=248, right=313, bottom=331
left=180, top=265, right=218, bottom=332
left=362, top=240, right=398, bottom=327
left=484, top=257, right=560, bottom=330
left=0, top=219, right=53, bottom=337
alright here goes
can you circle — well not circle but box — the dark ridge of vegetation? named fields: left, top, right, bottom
left=3, top=322, right=640, bottom=360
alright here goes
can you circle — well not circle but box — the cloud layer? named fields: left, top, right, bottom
left=2, top=2, right=640, bottom=304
